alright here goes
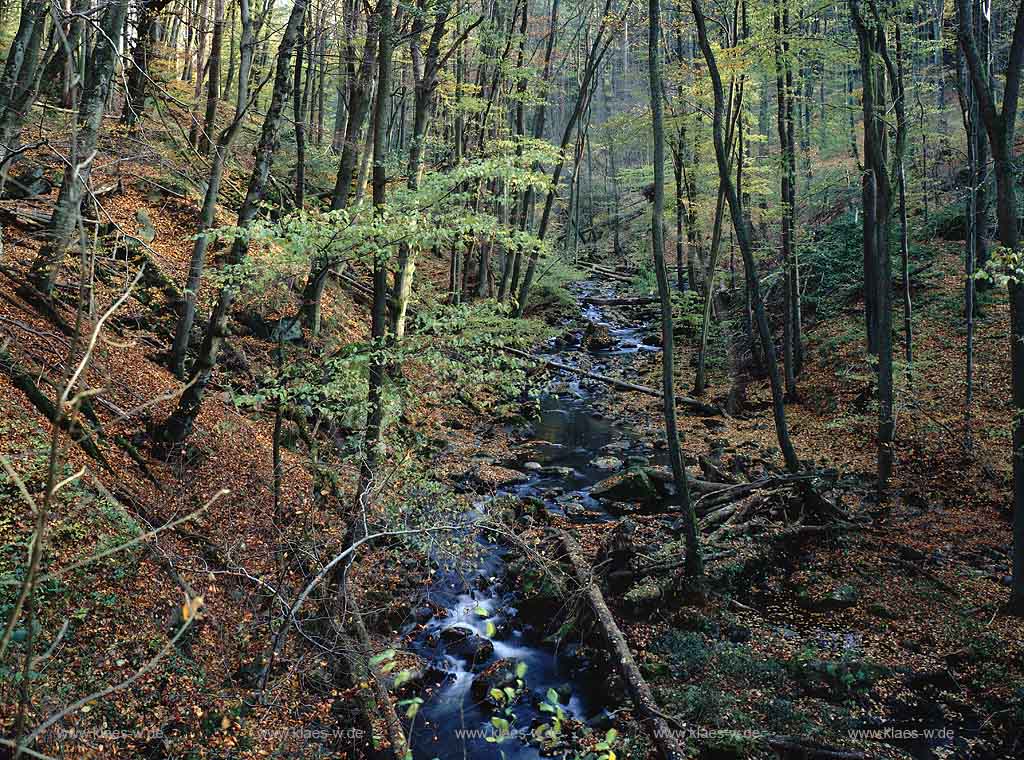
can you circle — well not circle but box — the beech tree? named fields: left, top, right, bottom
left=31, top=0, right=129, bottom=295
left=161, top=0, right=309, bottom=444
left=957, top=0, right=1024, bottom=614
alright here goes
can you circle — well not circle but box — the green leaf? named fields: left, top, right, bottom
left=546, top=687, right=559, bottom=704
left=370, top=649, right=395, bottom=666
left=393, top=670, right=412, bottom=688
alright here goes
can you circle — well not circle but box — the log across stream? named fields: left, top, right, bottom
left=403, top=282, right=676, bottom=759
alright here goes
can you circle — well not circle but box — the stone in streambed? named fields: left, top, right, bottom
left=2, top=167, right=52, bottom=199
left=440, top=625, right=494, bottom=669
left=471, top=658, right=522, bottom=706
left=792, top=576, right=860, bottom=612
left=583, top=322, right=615, bottom=351
left=592, top=456, right=623, bottom=471
left=622, top=579, right=663, bottom=618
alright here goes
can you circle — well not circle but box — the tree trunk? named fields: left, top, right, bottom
left=168, top=0, right=255, bottom=378
left=514, top=0, right=612, bottom=317
left=364, top=0, right=395, bottom=479
left=160, top=0, right=308, bottom=445
left=0, top=0, right=49, bottom=154
left=330, top=5, right=381, bottom=210
left=692, top=0, right=800, bottom=475
left=957, top=0, right=1024, bottom=614
left=650, top=0, right=701, bottom=577
left=198, top=0, right=225, bottom=154
left=31, top=0, right=129, bottom=295
left=293, top=16, right=307, bottom=208
left=391, top=0, right=455, bottom=338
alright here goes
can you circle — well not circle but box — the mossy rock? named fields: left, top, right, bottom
left=790, top=573, right=860, bottom=612
left=591, top=465, right=664, bottom=504
left=789, top=654, right=887, bottom=698
left=622, top=579, right=663, bottom=617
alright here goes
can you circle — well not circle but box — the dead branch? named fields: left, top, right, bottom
left=558, top=530, right=686, bottom=760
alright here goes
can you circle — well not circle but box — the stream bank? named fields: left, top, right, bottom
left=401, top=279, right=668, bottom=759
left=379, top=272, right=1020, bottom=760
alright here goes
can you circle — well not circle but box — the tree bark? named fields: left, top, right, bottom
left=169, top=0, right=255, bottom=378
left=650, top=0, right=701, bottom=576
left=691, top=0, right=800, bottom=475
left=514, top=0, right=614, bottom=317
left=198, top=0, right=225, bottom=154
left=31, top=0, right=129, bottom=295
left=558, top=531, right=686, bottom=760
left=957, top=0, right=1024, bottom=614
left=160, top=0, right=308, bottom=445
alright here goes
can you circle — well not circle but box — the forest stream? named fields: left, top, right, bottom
left=405, top=280, right=658, bottom=759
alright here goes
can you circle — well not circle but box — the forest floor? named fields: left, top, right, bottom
left=0, top=113, right=1021, bottom=760
left=516, top=245, right=1024, bottom=759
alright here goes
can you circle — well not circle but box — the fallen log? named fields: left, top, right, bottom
left=348, top=598, right=410, bottom=760
left=558, top=530, right=686, bottom=760
left=580, top=270, right=634, bottom=284
left=581, top=295, right=659, bottom=306
left=0, top=204, right=49, bottom=230
left=643, top=465, right=734, bottom=494
left=499, top=346, right=723, bottom=416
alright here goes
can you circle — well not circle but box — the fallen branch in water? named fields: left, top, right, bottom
left=499, top=346, right=723, bottom=416
left=581, top=295, right=659, bottom=306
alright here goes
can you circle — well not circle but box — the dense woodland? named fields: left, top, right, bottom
left=0, top=0, right=1022, bottom=755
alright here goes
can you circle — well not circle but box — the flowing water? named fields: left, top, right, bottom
left=405, top=284, right=658, bottom=759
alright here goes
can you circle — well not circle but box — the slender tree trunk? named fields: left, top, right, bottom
left=293, top=16, right=307, bottom=208
left=692, top=0, right=800, bottom=474
left=650, top=0, right=700, bottom=577
left=160, top=0, right=308, bottom=444
left=169, top=0, right=255, bottom=378
left=31, top=0, right=129, bottom=295
left=330, top=4, right=380, bottom=211
left=775, top=1, right=797, bottom=398
left=0, top=0, right=49, bottom=153
left=957, top=0, right=1024, bottom=614
left=391, top=0, right=456, bottom=338
left=364, top=0, right=395, bottom=481
left=199, top=0, right=225, bottom=154
left=515, top=0, right=613, bottom=317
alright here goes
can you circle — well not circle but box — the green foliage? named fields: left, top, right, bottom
left=764, top=697, right=813, bottom=734
left=714, top=642, right=786, bottom=684
left=232, top=341, right=379, bottom=432
left=203, top=140, right=557, bottom=297
left=523, top=258, right=584, bottom=316
left=410, top=298, right=545, bottom=415
left=650, top=630, right=710, bottom=679
left=800, top=216, right=864, bottom=319
left=663, top=684, right=744, bottom=728
left=787, top=648, right=886, bottom=697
